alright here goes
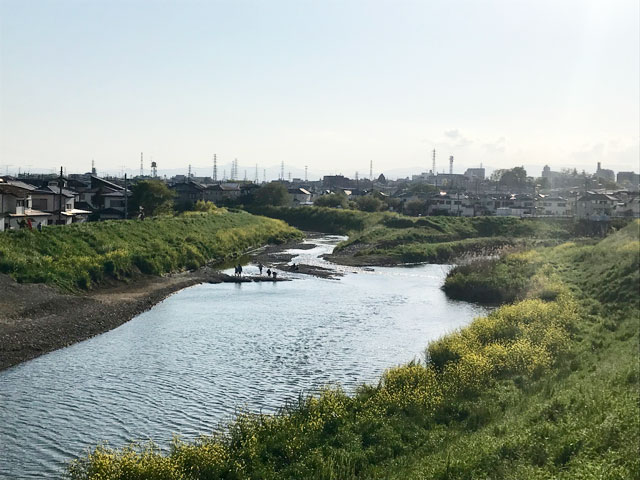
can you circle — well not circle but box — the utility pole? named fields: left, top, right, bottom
left=124, top=174, right=128, bottom=219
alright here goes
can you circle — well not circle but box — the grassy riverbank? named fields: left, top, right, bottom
left=0, top=210, right=301, bottom=291
left=249, top=206, right=583, bottom=264
left=67, top=223, right=639, bottom=479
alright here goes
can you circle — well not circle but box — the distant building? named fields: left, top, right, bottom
left=322, top=175, right=353, bottom=190
left=464, top=168, right=485, bottom=181
left=617, top=171, right=640, bottom=188
left=537, top=196, right=571, bottom=216
left=288, top=187, right=312, bottom=206
left=204, top=183, right=241, bottom=203
left=595, top=162, right=615, bottom=183
left=171, top=181, right=205, bottom=208
left=576, top=192, right=618, bottom=219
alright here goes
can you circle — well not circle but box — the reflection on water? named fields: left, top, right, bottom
left=0, top=236, right=486, bottom=478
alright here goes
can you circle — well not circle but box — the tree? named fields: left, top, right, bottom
left=314, top=192, right=348, bottom=208
left=253, top=182, right=291, bottom=206
left=130, top=180, right=175, bottom=217
left=404, top=199, right=427, bottom=216
left=355, top=195, right=385, bottom=212
left=499, top=167, right=528, bottom=188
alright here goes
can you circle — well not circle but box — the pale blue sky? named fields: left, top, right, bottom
left=1, top=0, right=638, bottom=179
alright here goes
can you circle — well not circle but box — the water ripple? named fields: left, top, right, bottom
left=0, top=238, right=487, bottom=478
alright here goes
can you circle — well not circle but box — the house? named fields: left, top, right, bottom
left=288, top=187, right=312, bottom=206
left=75, top=176, right=130, bottom=220
left=30, top=184, right=90, bottom=224
left=537, top=196, right=571, bottom=216
left=171, top=181, right=206, bottom=208
left=576, top=193, right=618, bottom=219
left=427, top=192, right=475, bottom=216
left=203, top=183, right=241, bottom=204
left=0, top=179, right=52, bottom=231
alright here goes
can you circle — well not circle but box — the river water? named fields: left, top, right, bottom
left=0, top=236, right=487, bottom=478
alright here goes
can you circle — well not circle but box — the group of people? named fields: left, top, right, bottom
left=234, top=262, right=277, bottom=279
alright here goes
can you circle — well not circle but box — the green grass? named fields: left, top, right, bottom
left=245, top=206, right=589, bottom=264
left=66, top=224, right=639, bottom=479
left=0, top=210, right=301, bottom=291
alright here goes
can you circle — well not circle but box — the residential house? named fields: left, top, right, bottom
left=288, top=187, right=312, bottom=206
left=31, top=184, right=90, bottom=224
left=203, top=183, right=241, bottom=204
left=537, top=196, right=571, bottom=216
left=576, top=193, right=618, bottom=219
left=171, top=181, right=206, bottom=208
left=427, top=192, right=475, bottom=216
left=0, top=179, right=52, bottom=231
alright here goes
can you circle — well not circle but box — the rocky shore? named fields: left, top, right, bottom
left=0, top=236, right=337, bottom=371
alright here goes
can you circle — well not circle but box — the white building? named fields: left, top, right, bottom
left=0, top=179, right=52, bottom=231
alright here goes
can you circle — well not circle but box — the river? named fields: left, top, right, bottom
left=0, top=235, right=487, bottom=478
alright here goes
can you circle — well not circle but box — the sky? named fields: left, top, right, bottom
left=1, top=0, right=638, bottom=180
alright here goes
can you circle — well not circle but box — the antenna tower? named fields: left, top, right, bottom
left=304, top=165, right=308, bottom=182
left=254, top=164, right=258, bottom=183
left=213, top=154, right=218, bottom=182
left=140, top=152, right=144, bottom=177
left=449, top=155, right=454, bottom=175
left=432, top=149, right=436, bottom=175
left=280, top=161, right=284, bottom=181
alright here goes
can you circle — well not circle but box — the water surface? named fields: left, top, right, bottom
left=0, top=236, right=486, bottom=478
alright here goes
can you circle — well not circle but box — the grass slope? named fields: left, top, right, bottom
left=66, top=224, right=639, bottom=479
left=0, top=210, right=301, bottom=291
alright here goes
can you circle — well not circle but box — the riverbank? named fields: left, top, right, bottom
left=67, top=221, right=639, bottom=479
left=0, top=232, right=338, bottom=372
left=245, top=205, right=606, bottom=265
left=0, top=267, right=295, bottom=371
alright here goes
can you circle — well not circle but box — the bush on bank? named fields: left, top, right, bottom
left=0, top=210, right=301, bottom=291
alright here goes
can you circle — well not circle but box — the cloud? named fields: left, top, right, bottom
left=443, top=129, right=474, bottom=148
left=444, top=129, right=460, bottom=139
left=483, top=137, right=506, bottom=154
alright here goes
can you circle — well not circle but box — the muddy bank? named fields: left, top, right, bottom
left=0, top=237, right=326, bottom=372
